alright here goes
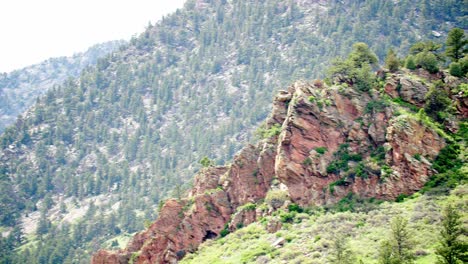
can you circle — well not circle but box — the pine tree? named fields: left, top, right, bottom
left=446, top=28, right=467, bottom=62
left=391, top=216, right=414, bottom=263
left=328, top=235, right=356, bottom=264
left=385, top=48, right=400, bottom=72
left=435, top=204, right=468, bottom=264
left=379, top=216, right=415, bottom=264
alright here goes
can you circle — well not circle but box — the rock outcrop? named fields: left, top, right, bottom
left=92, top=70, right=465, bottom=264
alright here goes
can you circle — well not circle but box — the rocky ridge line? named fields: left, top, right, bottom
left=92, top=70, right=465, bottom=264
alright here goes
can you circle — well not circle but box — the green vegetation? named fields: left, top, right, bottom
left=326, top=144, right=363, bottom=174
left=324, top=192, right=383, bottom=213
left=0, top=41, right=124, bottom=133
left=0, top=0, right=466, bottom=262
left=435, top=204, right=467, bottom=264
left=329, top=235, right=356, bottom=264
left=424, top=81, right=452, bottom=122
left=256, top=124, right=282, bottom=139
left=182, top=185, right=467, bottom=264
left=239, top=202, right=256, bottom=211
left=265, top=190, right=289, bottom=209
left=409, top=41, right=443, bottom=73
left=445, top=28, right=467, bottom=62
left=303, top=157, right=313, bottom=166
left=422, top=122, right=467, bottom=194
left=392, top=97, right=421, bottom=112
left=385, top=48, right=400, bottom=72
left=328, top=42, right=378, bottom=92
left=315, top=147, right=328, bottom=155
left=328, top=178, right=347, bottom=194
left=386, top=216, right=415, bottom=263
left=200, top=156, right=214, bottom=167
left=405, top=55, right=417, bottom=70
left=449, top=62, right=463, bottom=77
left=365, top=100, right=389, bottom=114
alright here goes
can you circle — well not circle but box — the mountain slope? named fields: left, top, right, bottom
left=0, top=0, right=466, bottom=262
left=180, top=185, right=467, bottom=264
left=0, top=40, right=125, bottom=132
left=92, top=67, right=467, bottom=263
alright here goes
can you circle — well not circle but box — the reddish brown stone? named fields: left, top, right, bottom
left=93, top=78, right=465, bottom=264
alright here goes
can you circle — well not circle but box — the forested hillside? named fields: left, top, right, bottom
left=0, top=40, right=125, bottom=132
left=0, top=0, right=465, bottom=263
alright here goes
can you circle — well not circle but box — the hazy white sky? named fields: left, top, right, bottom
left=0, top=0, right=186, bottom=73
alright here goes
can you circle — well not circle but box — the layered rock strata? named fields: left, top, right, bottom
left=93, top=71, right=463, bottom=263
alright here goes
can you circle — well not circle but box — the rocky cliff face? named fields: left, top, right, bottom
left=92, top=70, right=465, bottom=264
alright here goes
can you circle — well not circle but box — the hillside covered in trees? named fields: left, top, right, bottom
left=0, top=0, right=466, bottom=263
left=0, top=40, right=125, bottom=133
left=93, top=30, right=467, bottom=263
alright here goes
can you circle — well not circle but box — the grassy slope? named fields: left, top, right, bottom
left=181, top=185, right=467, bottom=264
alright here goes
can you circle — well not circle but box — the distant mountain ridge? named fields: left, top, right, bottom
left=0, top=0, right=465, bottom=263
left=0, top=40, right=125, bottom=132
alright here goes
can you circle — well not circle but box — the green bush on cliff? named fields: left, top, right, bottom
left=265, top=189, right=289, bottom=209
left=415, top=51, right=439, bottom=73
left=449, top=62, right=463, bottom=77
left=328, top=43, right=377, bottom=92
left=424, top=82, right=452, bottom=122
left=256, top=123, right=282, bottom=139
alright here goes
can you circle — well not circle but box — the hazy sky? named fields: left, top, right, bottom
left=0, top=0, right=186, bottom=73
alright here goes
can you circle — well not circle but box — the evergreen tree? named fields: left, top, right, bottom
left=449, top=62, right=463, bottom=77
left=390, top=216, right=414, bottom=263
left=328, top=235, right=356, bottom=264
left=379, top=215, right=415, bottom=264
left=435, top=204, right=468, bottom=264
left=446, top=28, right=467, bottom=62
left=385, top=48, right=400, bottom=72
left=378, top=240, right=394, bottom=264
left=405, top=55, right=416, bottom=70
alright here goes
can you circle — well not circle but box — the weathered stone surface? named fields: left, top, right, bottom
left=398, top=76, right=429, bottom=107
left=189, top=166, right=228, bottom=197
left=93, top=76, right=466, bottom=263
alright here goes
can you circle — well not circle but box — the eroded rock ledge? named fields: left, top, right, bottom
left=92, top=71, right=464, bottom=264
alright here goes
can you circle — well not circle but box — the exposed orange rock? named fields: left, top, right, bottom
left=92, top=72, right=466, bottom=264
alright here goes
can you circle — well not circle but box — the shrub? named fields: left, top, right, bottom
left=395, top=194, right=409, bottom=202
left=371, top=146, right=386, bottom=162
left=200, top=156, right=214, bottom=167
left=405, top=55, right=416, bottom=70
left=424, top=83, right=451, bottom=122
left=385, top=48, right=400, bottom=72
left=303, top=157, right=313, bottom=166
left=315, top=147, right=328, bottom=155
left=415, top=51, right=439, bottom=73
left=257, top=123, right=282, bottom=139
left=240, top=242, right=276, bottom=263
left=326, top=143, right=362, bottom=175
left=288, top=203, right=304, bottom=213
left=355, top=162, right=368, bottom=178
left=365, top=100, right=388, bottom=114
left=265, top=190, right=288, bottom=209
left=449, top=62, right=463, bottom=77
left=459, top=56, right=468, bottom=75
left=240, top=202, right=256, bottom=211
left=220, top=224, right=230, bottom=237
left=279, top=210, right=296, bottom=223
left=329, top=178, right=347, bottom=194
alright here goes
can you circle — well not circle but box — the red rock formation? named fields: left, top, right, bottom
left=92, top=72, right=465, bottom=264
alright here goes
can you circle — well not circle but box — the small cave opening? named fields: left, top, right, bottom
left=202, top=230, right=218, bottom=242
